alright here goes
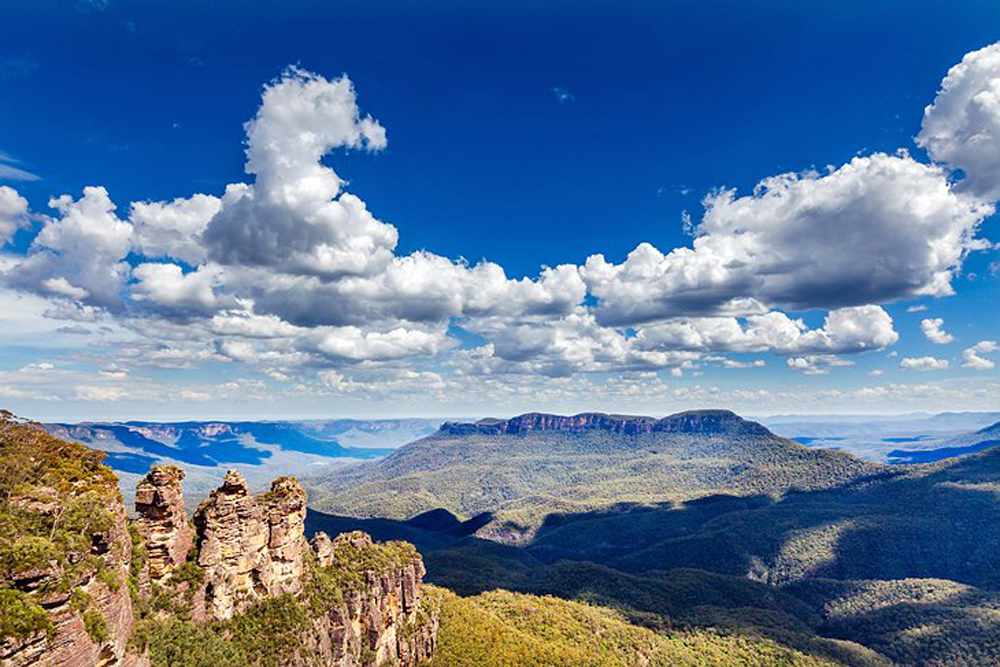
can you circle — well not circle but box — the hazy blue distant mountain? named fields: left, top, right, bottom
left=45, top=418, right=444, bottom=508
left=762, top=412, right=1000, bottom=462
left=887, top=421, right=1000, bottom=464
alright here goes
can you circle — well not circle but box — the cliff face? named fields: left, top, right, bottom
left=0, top=413, right=147, bottom=667
left=143, top=468, right=436, bottom=666
left=1, top=411, right=437, bottom=667
left=192, top=471, right=309, bottom=620
left=306, top=531, right=436, bottom=665
left=1, top=497, right=143, bottom=667
left=134, top=466, right=193, bottom=584
left=440, top=409, right=774, bottom=437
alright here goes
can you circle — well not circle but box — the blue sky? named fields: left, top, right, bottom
left=1, top=0, right=998, bottom=420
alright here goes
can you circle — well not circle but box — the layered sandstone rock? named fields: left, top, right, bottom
left=305, top=532, right=437, bottom=666
left=260, top=476, right=309, bottom=595
left=187, top=471, right=436, bottom=665
left=0, top=489, right=146, bottom=667
left=134, top=466, right=193, bottom=582
left=192, top=471, right=311, bottom=620
left=193, top=470, right=272, bottom=620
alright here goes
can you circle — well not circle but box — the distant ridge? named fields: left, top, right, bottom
left=440, top=409, right=773, bottom=437
left=888, top=420, right=1000, bottom=464
left=306, top=407, right=880, bottom=542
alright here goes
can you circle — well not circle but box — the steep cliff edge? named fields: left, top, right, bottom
left=0, top=411, right=437, bottom=666
left=132, top=470, right=436, bottom=666
left=0, top=411, right=145, bottom=666
left=439, top=409, right=774, bottom=437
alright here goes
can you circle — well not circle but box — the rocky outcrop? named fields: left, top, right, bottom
left=305, top=532, right=437, bottom=666
left=2, top=406, right=437, bottom=667
left=260, top=476, right=309, bottom=595
left=193, top=470, right=308, bottom=620
left=0, top=412, right=147, bottom=667
left=440, top=409, right=773, bottom=437
left=185, top=471, right=435, bottom=665
left=134, top=466, right=193, bottom=583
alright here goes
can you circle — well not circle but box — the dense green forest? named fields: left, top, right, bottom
left=426, top=586, right=848, bottom=666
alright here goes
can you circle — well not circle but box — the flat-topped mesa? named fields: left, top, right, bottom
left=193, top=470, right=309, bottom=621
left=440, top=409, right=774, bottom=438
left=655, top=409, right=775, bottom=437
left=134, top=465, right=193, bottom=582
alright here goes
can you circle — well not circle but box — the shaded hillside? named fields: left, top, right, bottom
left=306, top=428, right=1000, bottom=665
left=468, top=446, right=1000, bottom=600
left=308, top=509, right=888, bottom=665
left=306, top=410, right=886, bottom=541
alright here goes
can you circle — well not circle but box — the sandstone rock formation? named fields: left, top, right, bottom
left=1, top=482, right=146, bottom=667
left=1, top=409, right=437, bottom=667
left=183, top=473, right=435, bottom=665
left=260, top=475, right=309, bottom=596
left=306, top=531, right=437, bottom=665
left=134, top=466, right=193, bottom=583
left=193, top=471, right=310, bottom=620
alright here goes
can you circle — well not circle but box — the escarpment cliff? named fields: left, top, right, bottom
left=439, top=408, right=774, bottom=437
left=0, top=412, right=437, bottom=667
left=134, top=466, right=193, bottom=585
left=0, top=411, right=145, bottom=667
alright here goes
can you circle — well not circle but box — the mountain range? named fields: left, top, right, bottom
left=304, top=409, right=1000, bottom=665
left=304, top=409, right=885, bottom=542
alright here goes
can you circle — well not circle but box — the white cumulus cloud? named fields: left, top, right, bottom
left=900, top=356, right=951, bottom=371
left=919, top=42, right=1000, bottom=200
left=963, top=340, right=998, bottom=370
left=0, top=185, right=30, bottom=246
left=920, top=317, right=955, bottom=344
left=583, top=153, right=992, bottom=326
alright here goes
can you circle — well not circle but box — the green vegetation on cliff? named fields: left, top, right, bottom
left=0, top=410, right=122, bottom=642
left=132, top=532, right=423, bottom=667
left=132, top=595, right=311, bottom=667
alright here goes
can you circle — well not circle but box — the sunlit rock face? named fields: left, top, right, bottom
left=1, top=411, right=437, bottom=667
left=134, top=465, right=194, bottom=583
left=260, top=475, right=309, bottom=596
left=305, top=531, right=437, bottom=666
left=193, top=470, right=272, bottom=620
